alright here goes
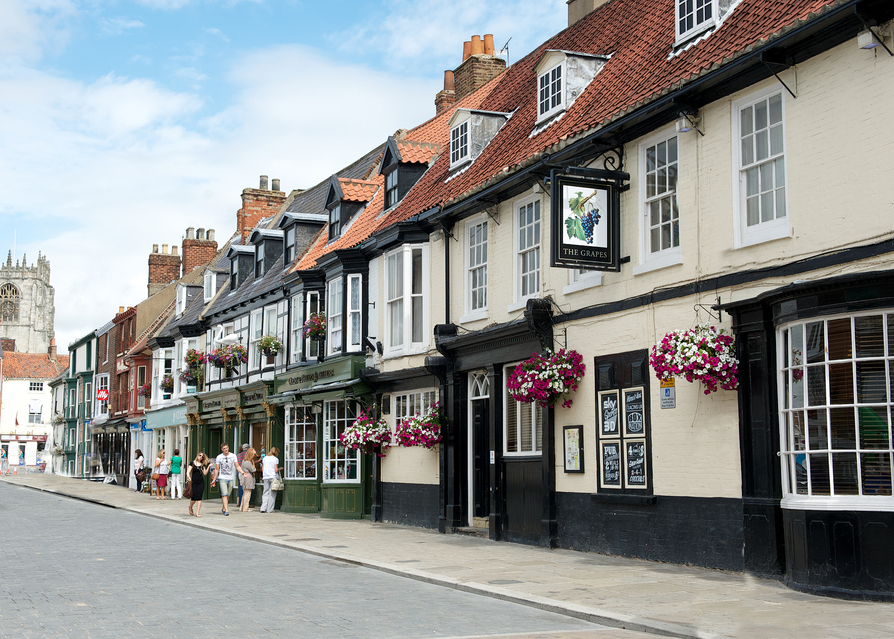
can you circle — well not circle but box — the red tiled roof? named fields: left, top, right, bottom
left=339, top=178, right=379, bottom=203
left=3, top=352, right=69, bottom=380
left=395, top=140, right=441, bottom=165
left=388, top=0, right=842, bottom=219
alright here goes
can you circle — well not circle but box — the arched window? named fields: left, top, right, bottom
left=0, top=283, right=19, bottom=322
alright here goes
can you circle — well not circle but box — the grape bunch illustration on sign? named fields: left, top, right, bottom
left=551, top=174, right=620, bottom=271
left=565, top=189, right=603, bottom=245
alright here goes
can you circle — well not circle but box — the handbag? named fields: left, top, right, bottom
left=270, top=473, right=284, bottom=491
left=183, top=480, right=193, bottom=499
left=151, top=472, right=159, bottom=481
left=136, top=469, right=146, bottom=482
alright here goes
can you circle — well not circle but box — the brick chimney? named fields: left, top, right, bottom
left=453, top=34, right=506, bottom=102
left=0, top=338, right=14, bottom=353
left=435, top=70, right=456, bottom=115
left=238, top=175, right=286, bottom=243
left=181, top=226, right=219, bottom=275
left=48, top=338, right=56, bottom=360
left=567, top=0, right=613, bottom=26
left=148, top=243, right=181, bottom=297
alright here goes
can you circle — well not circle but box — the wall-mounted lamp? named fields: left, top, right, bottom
left=858, top=27, right=893, bottom=55
left=676, top=112, right=704, bottom=136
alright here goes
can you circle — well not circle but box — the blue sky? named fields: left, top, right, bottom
left=0, top=0, right=567, bottom=349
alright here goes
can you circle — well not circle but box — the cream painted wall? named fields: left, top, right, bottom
left=0, top=379, right=52, bottom=438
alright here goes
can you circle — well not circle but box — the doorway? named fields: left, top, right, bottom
left=467, top=372, right=490, bottom=527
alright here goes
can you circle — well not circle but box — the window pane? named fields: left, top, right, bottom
left=861, top=453, right=892, bottom=495
left=832, top=453, right=858, bottom=495
left=807, top=409, right=828, bottom=450
left=520, top=403, right=532, bottom=452
left=768, top=93, right=783, bottom=125
left=829, top=407, right=856, bottom=449
left=828, top=319, right=852, bottom=360
left=829, top=363, right=854, bottom=405
left=856, top=361, right=887, bottom=403
left=412, top=297, right=423, bottom=343
left=810, top=454, right=831, bottom=495
left=770, top=123, right=783, bottom=156
left=855, top=315, right=884, bottom=358
left=506, top=397, right=518, bottom=453
left=859, top=407, right=889, bottom=449
left=390, top=299, right=403, bottom=346
left=740, top=106, right=753, bottom=136
left=806, top=365, right=826, bottom=407
left=805, top=322, right=823, bottom=364
left=755, top=130, right=769, bottom=162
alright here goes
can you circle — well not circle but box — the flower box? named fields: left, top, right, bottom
left=395, top=403, right=443, bottom=449
left=340, top=407, right=391, bottom=457
left=507, top=349, right=586, bottom=408
left=205, top=344, right=248, bottom=371
left=258, top=335, right=283, bottom=357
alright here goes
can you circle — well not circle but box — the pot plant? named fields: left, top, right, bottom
left=258, top=335, right=283, bottom=364
left=302, top=313, right=326, bottom=340
left=340, top=407, right=391, bottom=457
left=205, top=344, right=248, bottom=377
left=395, top=402, right=443, bottom=450
left=650, top=324, right=738, bottom=395
left=180, top=348, right=205, bottom=390
left=507, top=349, right=586, bottom=408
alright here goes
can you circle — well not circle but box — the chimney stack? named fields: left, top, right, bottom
left=148, top=240, right=182, bottom=297
left=48, top=338, right=56, bottom=360
left=567, top=0, right=613, bottom=26
left=259, top=175, right=269, bottom=190
left=435, top=70, right=457, bottom=115
left=181, top=225, right=219, bottom=276
left=453, top=33, right=506, bottom=102
left=272, top=178, right=281, bottom=192
left=239, top=177, right=286, bottom=243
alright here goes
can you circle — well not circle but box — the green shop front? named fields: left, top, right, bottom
left=184, top=381, right=278, bottom=505
left=270, top=355, right=373, bottom=518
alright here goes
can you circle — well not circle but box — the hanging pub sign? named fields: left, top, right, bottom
left=550, top=171, right=621, bottom=271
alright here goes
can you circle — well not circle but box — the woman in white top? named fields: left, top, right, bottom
left=260, top=447, right=280, bottom=513
left=153, top=450, right=169, bottom=500
left=134, top=449, right=145, bottom=493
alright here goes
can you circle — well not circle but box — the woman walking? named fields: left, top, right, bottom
left=169, top=449, right=183, bottom=499
left=260, top=446, right=280, bottom=513
left=239, top=448, right=257, bottom=512
left=153, top=450, right=169, bottom=499
left=188, top=452, right=210, bottom=517
left=133, top=449, right=145, bottom=493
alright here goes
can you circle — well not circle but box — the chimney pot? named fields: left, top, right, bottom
left=162, top=244, right=168, bottom=254
left=171, top=245, right=179, bottom=256
left=207, top=229, right=215, bottom=241
left=259, top=175, right=269, bottom=190
left=484, top=34, right=495, bottom=55
left=272, top=178, right=281, bottom=191
left=152, top=244, right=159, bottom=253
left=186, top=227, right=195, bottom=240
left=119, top=306, right=125, bottom=313
left=471, top=35, right=484, bottom=55
left=196, top=227, right=205, bottom=240
left=444, top=70, right=455, bottom=92
left=462, top=40, right=471, bottom=61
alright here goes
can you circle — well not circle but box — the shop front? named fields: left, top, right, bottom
left=271, top=355, right=373, bottom=519
left=90, top=421, right=129, bottom=484
left=145, top=404, right=189, bottom=491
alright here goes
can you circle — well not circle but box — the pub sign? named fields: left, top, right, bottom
left=550, top=174, right=620, bottom=271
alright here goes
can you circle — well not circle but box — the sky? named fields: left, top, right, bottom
left=0, top=0, right=568, bottom=351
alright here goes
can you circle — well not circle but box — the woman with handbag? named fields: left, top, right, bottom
left=133, top=449, right=145, bottom=493
left=153, top=450, right=169, bottom=499
left=260, top=446, right=280, bottom=513
left=188, top=452, right=210, bottom=517
left=239, top=448, right=258, bottom=512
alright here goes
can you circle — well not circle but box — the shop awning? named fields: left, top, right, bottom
left=267, top=378, right=372, bottom=404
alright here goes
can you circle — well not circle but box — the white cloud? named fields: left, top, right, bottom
left=0, top=0, right=77, bottom=62
left=204, top=27, right=230, bottom=42
left=99, top=17, right=145, bottom=36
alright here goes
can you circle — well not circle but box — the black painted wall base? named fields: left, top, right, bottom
left=382, top=482, right=440, bottom=529
left=783, top=508, right=894, bottom=601
left=556, top=493, right=745, bottom=571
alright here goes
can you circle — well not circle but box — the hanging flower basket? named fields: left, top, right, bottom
left=650, top=324, right=738, bottom=395
left=178, top=369, right=202, bottom=386
left=395, top=402, right=443, bottom=450
left=258, top=335, right=283, bottom=357
left=205, top=344, right=248, bottom=370
left=180, top=349, right=205, bottom=387
left=302, top=313, right=326, bottom=340
left=507, top=349, right=586, bottom=409
left=340, top=407, right=391, bottom=457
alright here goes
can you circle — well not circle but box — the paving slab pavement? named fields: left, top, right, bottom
left=5, top=473, right=892, bottom=639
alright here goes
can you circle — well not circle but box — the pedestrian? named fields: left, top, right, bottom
left=169, top=448, right=184, bottom=499
left=210, top=443, right=249, bottom=516
left=134, top=449, right=145, bottom=493
left=236, top=443, right=248, bottom=508
left=239, top=448, right=257, bottom=512
left=153, top=450, right=169, bottom=499
left=260, top=446, right=280, bottom=513
left=188, top=452, right=210, bottom=517
left=1, top=447, right=7, bottom=474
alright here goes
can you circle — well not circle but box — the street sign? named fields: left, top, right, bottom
left=660, top=379, right=676, bottom=409
left=97, top=389, right=109, bottom=401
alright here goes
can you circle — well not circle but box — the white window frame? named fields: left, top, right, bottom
left=327, top=278, right=344, bottom=355
left=322, top=399, right=359, bottom=483
left=29, top=381, right=44, bottom=392
left=204, top=271, right=216, bottom=302
left=511, top=195, right=541, bottom=311
left=84, top=382, right=93, bottom=418
left=537, top=62, right=564, bottom=123
left=95, top=374, right=109, bottom=418
left=450, top=120, right=469, bottom=168
left=732, top=86, right=789, bottom=248
left=249, top=309, right=263, bottom=368
left=285, top=225, right=296, bottom=263
left=176, top=285, right=187, bottom=316
left=290, top=295, right=302, bottom=364
left=634, top=129, right=682, bottom=275
left=503, top=363, right=542, bottom=456
left=777, top=311, right=894, bottom=511
left=460, top=214, right=488, bottom=324
left=563, top=268, right=603, bottom=295
left=285, top=404, right=317, bottom=480
left=385, top=167, right=399, bottom=209
left=384, top=244, right=429, bottom=355
left=302, top=291, right=322, bottom=361
left=675, top=0, right=717, bottom=45
left=392, top=390, right=437, bottom=439
left=347, top=274, right=362, bottom=351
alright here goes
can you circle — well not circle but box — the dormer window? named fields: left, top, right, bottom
left=385, top=168, right=399, bottom=208
left=675, top=0, right=723, bottom=45
left=176, top=285, right=187, bottom=315
left=231, top=260, right=240, bottom=290
left=533, top=51, right=609, bottom=127
left=450, top=121, right=469, bottom=167
left=324, top=175, right=377, bottom=242
left=255, top=242, right=265, bottom=277
left=203, top=271, right=216, bottom=302
left=285, top=226, right=296, bottom=263
left=538, top=63, right=563, bottom=121
left=378, top=135, right=440, bottom=208
left=328, top=203, right=342, bottom=240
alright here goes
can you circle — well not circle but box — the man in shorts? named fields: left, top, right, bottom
left=210, top=443, right=249, bottom=516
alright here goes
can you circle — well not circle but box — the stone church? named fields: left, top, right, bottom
left=0, top=252, right=55, bottom=353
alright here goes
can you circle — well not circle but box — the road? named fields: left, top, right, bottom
left=0, top=483, right=657, bottom=638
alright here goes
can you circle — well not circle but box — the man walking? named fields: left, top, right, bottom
left=236, top=443, right=248, bottom=508
left=210, top=443, right=249, bottom=516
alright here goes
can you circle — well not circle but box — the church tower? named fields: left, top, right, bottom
left=0, top=251, right=55, bottom=353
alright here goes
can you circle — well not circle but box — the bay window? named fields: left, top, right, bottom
left=328, top=279, right=343, bottom=355
left=386, top=245, right=427, bottom=353
left=323, top=399, right=358, bottom=481
left=347, top=274, right=362, bottom=350
left=503, top=364, right=542, bottom=455
left=285, top=405, right=317, bottom=480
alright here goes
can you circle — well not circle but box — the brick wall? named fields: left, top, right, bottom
left=239, top=188, right=285, bottom=243
left=454, top=55, right=506, bottom=102
left=181, top=236, right=218, bottom=275
left=147, top=245, right=180, bottom=297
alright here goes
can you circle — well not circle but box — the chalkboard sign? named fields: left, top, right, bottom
left=601, top=442, right=621, bottom=487
left=624, top=388, right=645, bottom=436
left=599, top=390, right=620, bottom=437
left=625, top=441, right=647, bottom=488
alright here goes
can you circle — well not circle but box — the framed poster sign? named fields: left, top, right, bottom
left=623, top=388, right=645, bottom=437
left=600, top=441, right=622, bottom=488
left=598, top=390, right=620, bottom=437
left=563, top=425, right=584, bottom=473
left=550, top=174, right=620, bottom=271
left=625, top=440, right=648, bottom=489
